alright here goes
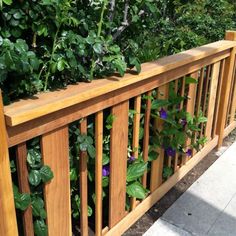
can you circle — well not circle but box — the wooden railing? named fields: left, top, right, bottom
left=1, top=31, right=236, bottom=236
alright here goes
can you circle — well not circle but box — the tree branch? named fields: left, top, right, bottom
left=112, top=6, right=145, bottom=40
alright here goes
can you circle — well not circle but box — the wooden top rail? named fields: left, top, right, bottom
left=4, top=40, right=236, bottom=128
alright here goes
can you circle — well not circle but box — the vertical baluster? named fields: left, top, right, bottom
left=150, top=85, right=169, bottom=192
left=212, top=60, right=225, bottom=137
left=183, top=72, right=198, bottom=164
left=201, top=65, right=211, bottom=138
left=229, top=62, right=236, bottom=124
left=173, top=79, right=179, bottom=171
left=109, top=101, right=129, bottom=228
left=95, top=112, right=103, bottom=236
left=205, top=62, right=221, bottom=141
left=41, top=126, right=72, bottom=236
left=79, top=119, right=89, bottom=236
left=142, top=91, right=152, bottom=187
left=0, top=91, right=18, bottom=236
left=131, top=95, right=141, bottom=210
left=192, top=68, right=204, bottom=154
left=217, top=51, right=236, bottom=147
left=16, top=143, right=34, bottom=236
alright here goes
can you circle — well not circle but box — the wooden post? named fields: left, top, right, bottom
left=216, top=31, right=236, bottom=148
left=0, top=91, right=18, bottom=236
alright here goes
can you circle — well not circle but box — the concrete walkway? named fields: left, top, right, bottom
left=144, top=142, right=236, bottom=236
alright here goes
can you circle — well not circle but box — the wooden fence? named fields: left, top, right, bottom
left=1, top=31, right=236, bottom=236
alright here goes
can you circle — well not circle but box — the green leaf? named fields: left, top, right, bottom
left=3, top=0, right=12, bottom=5
left=126, top=162, right=148, bottom=182
left=126, top=181, right=148, bottom=199
left=13, top=185, right=31, bottom=211
left=151, top=99, right=169, bottom=109
left=87, top=144, right=96, bottom=158
left=93, top=43, right=103, bottom=54
left=112, top=58, right=127, bottom=76
left=34, top=220, right=48, bottom=236
left=102, top=176, right=109, bottom=187
left=88, top=205, right=93, bottom=217
left=197, top=116, right=207, bottom=123
left=39, top=165, right=53, bottom=183
left=27, top=149, right=41, bottom=167
left=70, top=168, right=78, bottom=181
left=31, top=196, right=47, bottom=219
left=185, top=76, right=198, bottom=84
left=102, top=154, right=110, bottom=165
left=148, top=150, right=159, bottom=161
left=163, top=166, right=173, bottom=179
left=28, top=170, right=41, bottom=186
left=79, top=142, right=88, bottom=152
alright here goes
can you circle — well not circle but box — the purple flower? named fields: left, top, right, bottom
left=102, top=165, right=110, bottom=177
left=128, top=156, right=136, bottom=163
left=159, top=108, right=167, bottom=119
left=181, top=118, right=187, bottom=127
left=186, top=149, right=192, bottom=157
left=165, top=147, right=176, bottom=157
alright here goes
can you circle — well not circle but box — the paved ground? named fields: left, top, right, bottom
left=144, top=141, right=236, bottom=236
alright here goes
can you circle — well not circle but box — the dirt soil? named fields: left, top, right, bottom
left=124, top=129, right=236, bottom=236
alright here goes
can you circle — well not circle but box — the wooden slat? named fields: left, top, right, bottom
left=142, top=91, right=152, bottom=187
left=205, top=62, right=221, bottom=140
left=95, top=112, right=103, bottom=236
left=16, top=143, right=34, bottom=236
left=41, top=126, right=71, bottom=236
left=132, top=95, right=141, bottom=159
left=79, top=119, right=89, bottom=236
left=183, top=72, right=198, bottom=163
left=109, top=101, right=129, bottom=228
left=217, top=46, right=236, bottom=147
left=196, top=68, right=205, bottom=116
left=200, top=65, right=211, bottom=137
left=5, top=44, right=233, bottom=127
left=7, top=51, right=230, bottom=148
left=225, top=60, right=236, bottom=127
left=105, top=136, right=219, bottom=236
left=150, top=85, right=169, bottom=192
left=131, top=95, right=141, bottom=210
left=229, top=66, right=236, bottom=124
left=0, top=91, right=18, bottom=236
left=212, top=60, right=225, bottom=137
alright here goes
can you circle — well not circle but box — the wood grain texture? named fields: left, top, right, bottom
left=109, top=101, right=129, bottom=228
left=16, top=143, right=34, bottom=236
left=5, top=42, right=233, bottom=127
left=131, top=95, right=141, bottom=210
left=142, top=91, right=152, bottom=188
left=132, top=95, right=141, bottom=159
left=205, top=62, right=221, bottom=140
left=217, top=49, right=236, bottom=147
left=41, top=126, right=72, bottom=236
left=79, top=119, right=88, bottom=236
left=0, top=92, right=18, bottom=236
left=105, top=136, right=219, bottom=236
left=7, top=51, right=230, bottom=148
left=95, top=112, right=103, bottom=236
left=212, top=60, right=225, bottom=137
left=150, top=85, right=169, bottom=192
left=229, top=64, right=236, bottom=124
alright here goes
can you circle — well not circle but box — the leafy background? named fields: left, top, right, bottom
left=0, top=0, right=235, bottom=103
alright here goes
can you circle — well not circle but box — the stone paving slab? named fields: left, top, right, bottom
left=144, top=142, right=236, bottom=236
left=143, top=219, right=192, bottom=236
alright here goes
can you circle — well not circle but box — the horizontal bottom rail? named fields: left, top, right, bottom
left=223, top=121, right=236, bottom=138
left=105, top=136, right=219, bottom=236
